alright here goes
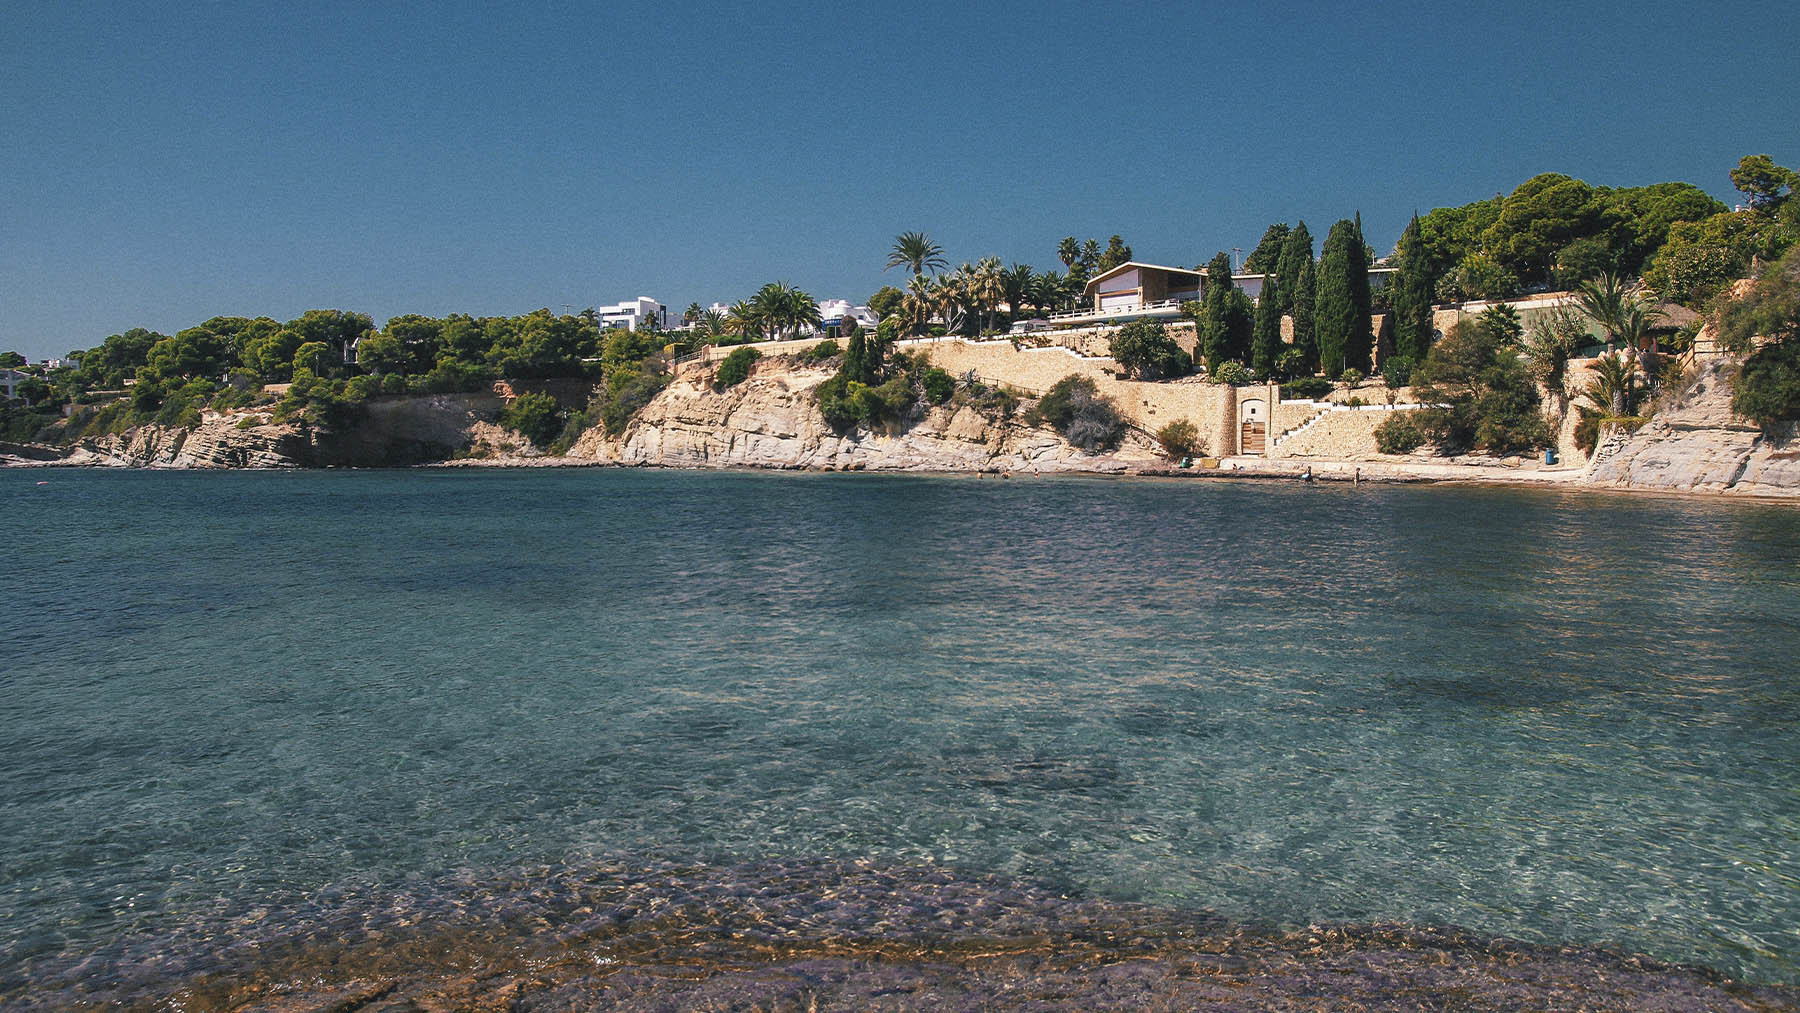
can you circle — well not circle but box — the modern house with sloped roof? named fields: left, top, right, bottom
left=1058, top=261, right=1394, bottom=327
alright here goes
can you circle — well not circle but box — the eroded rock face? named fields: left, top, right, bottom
left=576, top=362, right=1159, bottom=473
left=1582, top=360, right=1800, bottom=496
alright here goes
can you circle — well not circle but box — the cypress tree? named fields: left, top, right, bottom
left=1315, top=220, right=1356, bottom=377
left=1346, top=213, right=1374, bottom=373
left=1199, top=252, right=1235, bottom=369
left=842, top=328, right=873, bottom=385
left=1389, top=213, right=1436, bottom=362
left=1222, top=289, right=1255, bottom=365
left=1252, top=272, right=1283, bottom=375
left=1274, top=221, right=1314, bottom=315
left=1292, top=259, right=1317, bottom=372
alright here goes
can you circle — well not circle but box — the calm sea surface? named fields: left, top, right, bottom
left=2, top=469, right=1798, bottom=1001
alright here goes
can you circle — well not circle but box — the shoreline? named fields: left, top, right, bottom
left=7, top=856, right=1793, bottom=1010
left=15, top=450, right=1800, bottom=501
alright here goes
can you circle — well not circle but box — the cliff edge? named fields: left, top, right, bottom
left=1582, top=359, right=1800, bottom=496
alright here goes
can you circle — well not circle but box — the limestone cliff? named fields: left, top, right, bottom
left=1582, top=359, right=1800, bottom=496
left=4, top=391, right=518, bottom=469
left=570, top=360, right=1162, bottom=472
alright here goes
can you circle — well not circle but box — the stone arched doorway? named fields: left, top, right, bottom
left=1240, top=398, right=1267, bottom=454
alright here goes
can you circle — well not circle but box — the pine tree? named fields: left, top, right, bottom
left=1252, top=272, right=1283, bottom=375
left=1389, top=214, right=1436, bottom=363
left=1274, top=222, right=1314, bottom=315
left=1292, top=259, right=1317, bottom=372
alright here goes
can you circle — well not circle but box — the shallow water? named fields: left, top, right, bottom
left=2, top=470, right=1797, bottom=1005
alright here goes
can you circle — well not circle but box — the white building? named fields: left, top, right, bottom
left=1, top=368, right=28, bottom=401
left=814, top=299, right=880, bottom=334
left=597, top=296, right=666, bottom=331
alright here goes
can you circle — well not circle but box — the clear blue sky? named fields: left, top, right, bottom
left=4, top=0, right=1796, bottom=359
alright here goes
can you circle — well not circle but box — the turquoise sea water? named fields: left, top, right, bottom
left=2, top=469, right=1798, bottom=1001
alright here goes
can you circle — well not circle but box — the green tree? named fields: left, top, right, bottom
left=1056, top=236, right=1080, bottom=270
left=1245, top=223, right=1290, bottom=274
left=1291, top=258, right=1318, bottom=371
left=1198, top=252, right=1252, bottom=369
left=1731, top=154, right=1798, bottom=211
left=0, top=351, right=25, bottom=368
left=1251, top=272, right=1283, bottom=375
left=1410, top=317, right=1551, bottom=455
left=1109, top=319, right=1191, bottom=379
left=867, top=285, right=905, bottom=321
left=292, top=341, right=332, bottom=376
left=1389, top=214, right=1437, bottom=363
left=1315, top=219, right=1371, bottom=376
left=1274, top=221, right=1314, bottom=315
left=885, top=232, right=947, bottom=275
left=498, top=391, right=563, bottom=446
left=1481, top=173, right=1608, bottom=288
left=1097, top=235, right=1133, bottom=271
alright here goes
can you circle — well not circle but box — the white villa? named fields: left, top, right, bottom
left=598, top=297, right=666, bottom=331
left=814, top=300, right=880, bottom=334
left=1053, top=261, right=1396, bottom=327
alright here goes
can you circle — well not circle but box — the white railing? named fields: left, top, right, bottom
left=1047, top=298, right=1189, bottom=322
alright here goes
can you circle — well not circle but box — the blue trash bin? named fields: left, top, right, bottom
left=1544, top=448, right=1558, bottom=465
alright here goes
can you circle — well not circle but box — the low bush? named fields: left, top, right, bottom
left=804, top=339, right=841, bottom=362
left=1380, top=355, right=1417, bottom=389
left=1027, top=375, right=1124, bottom=452
left=921, top=367, right=955, bottom=405
left=714, top=346, right=760, bottom=389
left=1210, top=360, right=1248, bottom=385
left=499, top=391, right=562, bottom=447
left=1282, top=376, right=1334, bottom=400
left=1155, top=419, right=1203, bottom=459
left=1374, top=413, right=1426, bottom=454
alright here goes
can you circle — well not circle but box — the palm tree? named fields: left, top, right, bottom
left=724, top=300, right=761, bottom=342
left=1001, top=263, right=1034, bottom=321
left=1582, top=352, right=1642, bottom=417
left=886, top=232, right=947, bottom=276
left=972, top=257, right=1006, bottom=332
left=749, top=282, right=821, bottom=340
left=902, top=274, right=934, bottom=335
left=931, top=273, right=966, bottom=335
left=1057, top=237, right=1080, bottom=270
left=695, top=309, right=726, bottom=339
left=682, top=302, right=704, bottom=328
left=1575, top=272, right=1629, bottom=354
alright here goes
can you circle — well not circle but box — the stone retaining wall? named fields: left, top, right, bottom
left=1268, top=407, right=1413, bottom=460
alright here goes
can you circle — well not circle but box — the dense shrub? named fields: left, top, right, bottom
left=1154, top=419, right=1202, bottom=459
left=715, top=346, right=760, bottom=389
left=1411, top=319, right=1551, bottom=455
left=804, top=339, right=841, bottom=362
left=1109, top=319, right=1192, bottom=379
left=1027, top=375, right=1124, bottom=452
left=1281, top=376, right=1334, bottom=400
left=1380, top=355, right=1417, bottom=389
left=921, top=367, right=955, bottom=405
left=1210, top=360, right=1248, bottom=385
left=1733, top=339, right=1800, bottom=425
left=1374, top=413, right=1426, bottom=454
left=598, top=367, right=670, bottom=435
left=499, top=391, right=563, bottom=446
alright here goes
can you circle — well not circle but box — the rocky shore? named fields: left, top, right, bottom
left=7, top=354, right=1799, bottom=498
left=7, top=858, right=1792, bottom=1012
